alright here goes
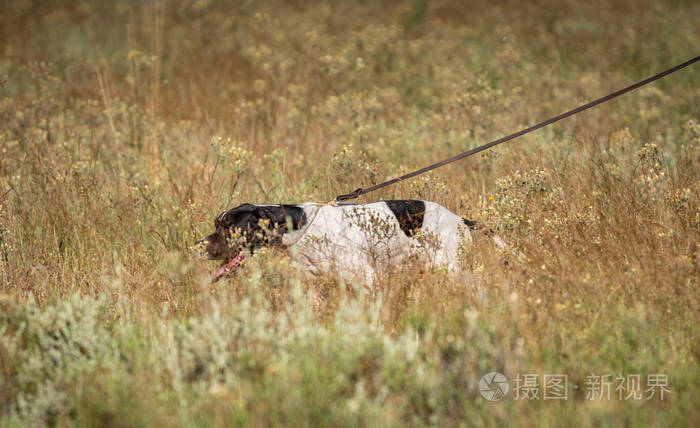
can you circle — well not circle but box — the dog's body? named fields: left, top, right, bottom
left=200, top=200, right=503, bottom=283
left=284, top=201, right=472, bottom=283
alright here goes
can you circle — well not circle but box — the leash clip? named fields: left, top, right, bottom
left=335, top=188, right=363, bottom=202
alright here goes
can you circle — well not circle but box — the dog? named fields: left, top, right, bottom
left=198, top=200, right=509, bottom=283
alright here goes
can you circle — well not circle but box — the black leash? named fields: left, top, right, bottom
left=336, top=56, right=699, bottom=202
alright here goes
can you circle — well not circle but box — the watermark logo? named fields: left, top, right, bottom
left=479, top=372, right=669, bottom=402
left=479, top=371, right=510, bottom=401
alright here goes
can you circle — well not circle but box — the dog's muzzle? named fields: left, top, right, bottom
left=196, top=234, right=246, bottom=281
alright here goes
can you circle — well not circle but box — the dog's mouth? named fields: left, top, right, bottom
left=213, top=251, right=246, bottom=281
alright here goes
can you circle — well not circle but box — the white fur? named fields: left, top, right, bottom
left=282, top=201, right=472, bottom=283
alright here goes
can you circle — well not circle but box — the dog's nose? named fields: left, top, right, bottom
left=195, top=235, right=211, bottom=246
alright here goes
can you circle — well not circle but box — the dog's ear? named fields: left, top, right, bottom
left=251, top=205, right=307, bottom=232
left=251, top=206, right=288, bottom=231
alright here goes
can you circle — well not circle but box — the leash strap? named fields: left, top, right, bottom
left=336, top=56, right=699, bottom=202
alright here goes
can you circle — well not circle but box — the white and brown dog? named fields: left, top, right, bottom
left=198, top=200, right=508, bottom=283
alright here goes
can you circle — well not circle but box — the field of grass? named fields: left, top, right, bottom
left=0, top=0, right=698, bottom=426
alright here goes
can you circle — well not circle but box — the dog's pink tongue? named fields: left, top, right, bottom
left=214, top=265, right=228, bottom=280
left=214, top=252, right=245, bottom=280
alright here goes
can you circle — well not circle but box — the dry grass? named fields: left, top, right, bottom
left=0, top=0, right=698, bottom=426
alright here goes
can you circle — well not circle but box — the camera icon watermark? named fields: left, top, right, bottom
left=479, top=371, right=510, bottom=401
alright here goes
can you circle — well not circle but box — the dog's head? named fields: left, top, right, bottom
left=197, top=204, right=306, bottom=280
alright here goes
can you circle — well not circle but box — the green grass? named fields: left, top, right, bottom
left=0, top=0, right=698, bottom=426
